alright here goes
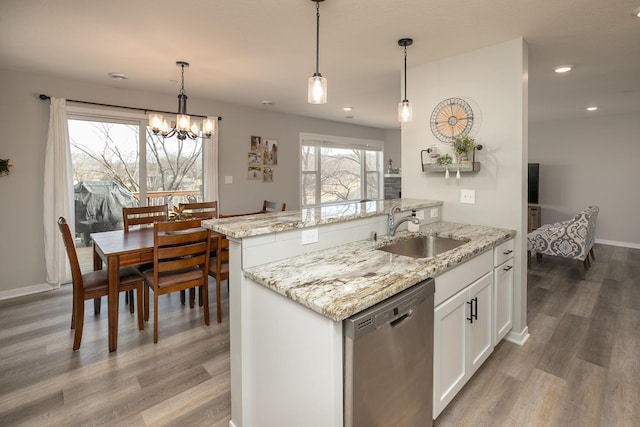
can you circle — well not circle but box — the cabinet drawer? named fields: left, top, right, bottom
left=434, top=250, right=492, bottom=307
left=494, top=239, right=514, bottom=267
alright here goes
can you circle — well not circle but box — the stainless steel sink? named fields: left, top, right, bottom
left=378, top=235, right=468, bottom=259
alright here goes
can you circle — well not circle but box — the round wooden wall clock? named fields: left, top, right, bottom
left=430, top=97, right=475, bottom=143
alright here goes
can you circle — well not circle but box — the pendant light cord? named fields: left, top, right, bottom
left=315, top=1, right=320, bottom=75
left=403, top=45, right=408, bottom=102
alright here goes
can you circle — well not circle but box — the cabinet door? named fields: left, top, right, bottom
left=494, top=259, right=514, bottom=344
left=433, top=289, right=469, bottom=418
left=468, top=272, right=493, bottom=374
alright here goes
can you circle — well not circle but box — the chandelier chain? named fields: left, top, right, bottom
left=180, top=64, right=186, bottom=95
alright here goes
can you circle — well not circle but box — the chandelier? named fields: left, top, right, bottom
left=149, top=61, right=216, bottom=140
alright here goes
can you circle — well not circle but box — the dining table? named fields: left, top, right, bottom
left=91, top=227, right=218, bottom=352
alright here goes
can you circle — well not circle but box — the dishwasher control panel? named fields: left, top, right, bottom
left=343, top=278, right=435, bottom=339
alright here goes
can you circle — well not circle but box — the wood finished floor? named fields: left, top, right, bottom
left=436, top=244, right=640, bottom=427
left=1, top=243, right=638, bottom=426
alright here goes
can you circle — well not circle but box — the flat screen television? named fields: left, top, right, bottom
left=528, top=163, right=540, bottom=205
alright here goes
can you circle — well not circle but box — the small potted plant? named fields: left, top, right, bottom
left=168, top=205, right=192, bottom=221
left=436, top=153, right=452, bottom=165
left=451, top=136, right=477, bottom=163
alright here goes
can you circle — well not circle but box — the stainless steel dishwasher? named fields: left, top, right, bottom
left=343, top=279, right=435, bottom=427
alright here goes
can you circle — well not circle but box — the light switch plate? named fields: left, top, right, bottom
left=430, top=208, right=439, bottom=218
left=415, top=210, right=425, bottom=220
left=461, top=189, right=476, bottom=204
left=301, top=228, right=319, bottom=245
left=224, top=176, right=233, bottom=184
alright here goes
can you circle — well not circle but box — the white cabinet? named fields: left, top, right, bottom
left=433, top=252, right=493, bottom=418
left=493, top=239, right=514, bottom=345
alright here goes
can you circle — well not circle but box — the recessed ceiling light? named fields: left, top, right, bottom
left=261, top=100, right=274, bottom=106
left=343, top=106, right=353, bottom=111
left=632, top=7, right=640, bottom=17
left=586, top=106, right=598, bottom=111
left=554, top=65, right=572, bottom=73
left=108, top=72, right=128, bottom=80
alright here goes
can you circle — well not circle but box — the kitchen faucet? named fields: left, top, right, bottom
left=388, top=206, right=420, bottom=236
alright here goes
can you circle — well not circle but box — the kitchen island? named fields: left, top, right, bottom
left=202, top=199, right=515, bottom=427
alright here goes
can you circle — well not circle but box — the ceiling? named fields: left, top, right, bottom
left=1, top=0, right=638, bottom=129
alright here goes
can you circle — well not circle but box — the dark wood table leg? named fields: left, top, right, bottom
left=107, top=255, right=120, bottom=352
left=93, top=245, right=103, bottom=314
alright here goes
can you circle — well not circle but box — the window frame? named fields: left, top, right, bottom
left=300, top=132, right=384, bottom=207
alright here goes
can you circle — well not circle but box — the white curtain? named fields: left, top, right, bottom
left=203, top=118, right=219, bottom=204
left=43, top=97, right=74, bottom=285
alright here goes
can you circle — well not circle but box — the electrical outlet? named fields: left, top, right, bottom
left=301, top=228, right=319, bottom=245
left=415, top=210, right=425, bottom=220
left=224, top=176, right=233, bottom=184
left=430, top=208, right=439, bottom=218
left=460, top=189, right=476, bottom=204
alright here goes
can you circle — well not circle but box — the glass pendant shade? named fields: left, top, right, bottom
left=176, top=114, right=191, bottom=132
left=202, top=117, right=216, bottom=138
left=308, top=74, right=327, bottom=104
left=398, top=100, right=413, bottom=123
left=149, top=114, right=163, bottom=130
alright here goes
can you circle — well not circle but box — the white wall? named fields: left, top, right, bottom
left=530, top=113, right=640, bottom=247
left=401, top=39, right=529, bottom=338
left=0, top=68, right=394, bottom=294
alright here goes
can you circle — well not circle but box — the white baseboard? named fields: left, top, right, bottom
left=505, top=326, right=529, bottom=346
left=0, top=282, right=59, bottom=301
left=595, top=238, right=640, bottom=249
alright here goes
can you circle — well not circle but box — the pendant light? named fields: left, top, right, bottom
left=398, top=38, right=413, bottom=122
left=308, top=0, right=327, bottom=104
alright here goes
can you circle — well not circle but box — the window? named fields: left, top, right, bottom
left=301, top=133, right=383, bottom=207
left=68, top=107, right=204, bottom=247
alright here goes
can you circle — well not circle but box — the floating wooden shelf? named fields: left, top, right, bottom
left=422, top=162, right=481, bottom=173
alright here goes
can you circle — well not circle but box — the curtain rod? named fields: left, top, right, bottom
left=38, top=94, right=222, bottom=120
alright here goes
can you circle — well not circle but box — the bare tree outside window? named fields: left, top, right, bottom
left=145, top=129, right=203, bottom=202
left=319, top=147, right=361, bottom=203
left=70, top=120, right=140, bottom=191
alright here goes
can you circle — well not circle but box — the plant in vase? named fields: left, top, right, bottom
left=451, top=136, right=476, bottom=163
left=436, top=153, right=453, bottom=165
left=168, top=205, right=192, bottom=221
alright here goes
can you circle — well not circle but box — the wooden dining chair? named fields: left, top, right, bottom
left=262, top=200, right=286, bottom=212
left=207, top=233, right=229, bottom=324
left=178, top=201, right=218, bottom=220
left=178, top=201, right=219, bottom=307
left=122, top=204, right=168, bottom=311
left=123, top=205, right=168, bottom=231
left=58, top=217, right=144, bottom=351
left=143, top=219, right=211, bottom=343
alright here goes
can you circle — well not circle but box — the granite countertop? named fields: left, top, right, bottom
left=202, top=198, right=442, bottom=238
left=243, top=221, right=516, bottom=322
